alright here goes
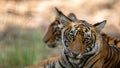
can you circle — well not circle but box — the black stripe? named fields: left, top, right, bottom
left=112, top=45, right=120, bottom=52
left=105, top=47, right=114, bottom=67
left=58, top=60, right=66, bottom=68
left=90, top=57, right=102, bottom=68
left=114, top=40, right=118, bottom=45
left=79, top=55, right=92, bottom=67
left=110, top=45, right=120, bottom=67
left=52, top=61, right=56, bottom=68
left=64, top=51, right=75, bottom=68
left=104, top=46, right=111, bottom=64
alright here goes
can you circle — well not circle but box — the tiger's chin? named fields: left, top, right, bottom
left=69, top=58, right=80, bottom=64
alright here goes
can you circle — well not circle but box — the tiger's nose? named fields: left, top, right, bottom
left=44, top=40, right=48, bottom=43
left=72, top=52, right=79, bottom=57
left=43, top=38, right=48, bottom=43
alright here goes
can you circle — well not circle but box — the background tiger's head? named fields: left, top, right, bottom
left=43, top=8, right=77, bottom=48
left=62, top=20, right=106, bottom=61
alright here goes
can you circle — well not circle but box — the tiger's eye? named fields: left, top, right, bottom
left=86, top=46, right=92, bottom=52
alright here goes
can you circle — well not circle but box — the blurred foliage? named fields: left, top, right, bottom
left=0, top=25, right=50, bottom=68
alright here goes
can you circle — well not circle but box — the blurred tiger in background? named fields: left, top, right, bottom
left=61, top=19, right=120, bottom=68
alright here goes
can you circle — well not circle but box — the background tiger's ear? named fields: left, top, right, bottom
left=54, top=7, right=72, bottom=26
left=93, top=20, right=107, bottom=33
left=67, top=13, right=77, bottom=22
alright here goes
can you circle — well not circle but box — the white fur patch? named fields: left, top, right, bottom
left=58, top=24, right=63, bottom=28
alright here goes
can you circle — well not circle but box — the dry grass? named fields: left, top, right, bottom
left=0, top=25, right=55, bottom=68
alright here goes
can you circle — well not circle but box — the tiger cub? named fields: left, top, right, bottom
left=61, top=19, right=120, bottom=68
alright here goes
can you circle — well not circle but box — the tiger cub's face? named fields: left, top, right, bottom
left=43, top=8, right=77, bottom=48
left=43, top=19, right=63, bottom=48
left=62, top=20, right=106, bottom=60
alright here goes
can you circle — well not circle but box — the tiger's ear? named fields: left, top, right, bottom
left=54, top=7, right=72, bottom=26
left=67, top=13, right=77, bottom=22
left=93, top=20, right=107, bottom=33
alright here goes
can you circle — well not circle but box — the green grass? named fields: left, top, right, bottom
left=0, top=27, right=50, bottom=68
